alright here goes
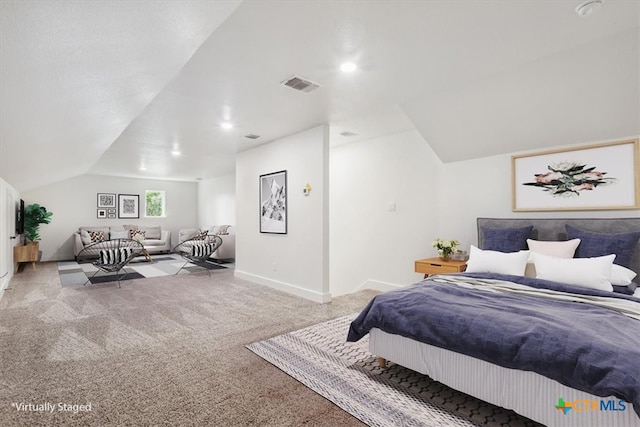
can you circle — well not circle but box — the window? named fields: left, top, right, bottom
left=145, top=190, right=165, bottom=217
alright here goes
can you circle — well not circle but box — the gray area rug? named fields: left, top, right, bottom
left=57, top=254, right=226, bottom=286
left=247, top=314, right=542, bottom=427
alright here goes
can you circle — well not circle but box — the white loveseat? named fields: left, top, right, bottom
left=178, top=225, right=235, bottom=261
left=74, top=225, right=171, bottom=260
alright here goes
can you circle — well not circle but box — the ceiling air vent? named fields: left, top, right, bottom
left=281, top=75, right=321, bottom=93
left=340, top=131, right=359, bottom=137
left=244, top=134, right=261, bottom=140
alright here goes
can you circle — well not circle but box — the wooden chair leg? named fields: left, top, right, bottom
left=377, top=357, right=387, bottom=368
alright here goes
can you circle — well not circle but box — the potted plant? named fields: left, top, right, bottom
left=23, top=203, right=53, bottom=243
left=14, top=204, right=53, bottom=270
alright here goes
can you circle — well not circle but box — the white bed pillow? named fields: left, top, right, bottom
left=465, top=245, right=530, bottom=276
left=526, top=238, right=580, bottom=260
left=533, top=253, right=615, bottom=292
left=611, top=264, right=637, bottom=286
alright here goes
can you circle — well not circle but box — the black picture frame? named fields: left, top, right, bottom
left=259, top=170, right=287, bottom=234
left=118, top=194, right=140, bottom=219
left=97, top=209, right=107, bottom=219
left=97, top=193, right=117, bottom=208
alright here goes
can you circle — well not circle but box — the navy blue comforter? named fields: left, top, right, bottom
left=347, top=272, right=640, bottom=418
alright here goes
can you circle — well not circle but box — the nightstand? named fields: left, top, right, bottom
left=415, top=257, right=467, bottom=279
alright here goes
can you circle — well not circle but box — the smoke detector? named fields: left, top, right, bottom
left=281, top=75, right=321, bottom=93
left=575, top=0, right=603, bottom=17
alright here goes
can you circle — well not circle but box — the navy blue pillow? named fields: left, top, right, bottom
left=566, top=225, right=640, bottom=269
left=480, top=226, right=533, bottom=253
left=612, top=282, right=637, bottom=295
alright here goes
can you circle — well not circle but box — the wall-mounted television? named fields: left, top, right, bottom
left=16, top=199, right=24, bottom=235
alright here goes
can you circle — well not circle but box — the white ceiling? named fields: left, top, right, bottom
left=1, top=0, right=638, bottom=192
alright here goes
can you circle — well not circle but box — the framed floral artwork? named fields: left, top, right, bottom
left=512, top=139, right=639, bottom=211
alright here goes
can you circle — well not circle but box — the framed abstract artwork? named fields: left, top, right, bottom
left=512, top=139, right=639, bottom=211
left=118, top=194, right=140, bottom=219
left=260, top=170, right=287, bottom=234
left=97, top=193, right=116, bottom=208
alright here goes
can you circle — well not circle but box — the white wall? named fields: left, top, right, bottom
left=330, top=130, right=444, bottom=296
left=0, top=177, right=20, bottom=295
left=22, top=174, right=198, bottom=261
left=437, top=137, right=640, bottom=251
left=235, top=125, right=330, bottom=302
left=197, top=173, right=236, bottom=227
left=330, top=133, right=640, bottom=297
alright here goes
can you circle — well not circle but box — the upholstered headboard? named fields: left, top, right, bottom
left=477, top=217, right=640, bottom=277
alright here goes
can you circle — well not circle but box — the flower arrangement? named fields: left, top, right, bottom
left=432, top=238, right=460, bottom=260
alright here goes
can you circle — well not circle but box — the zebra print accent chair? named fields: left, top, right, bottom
left=77, top=238, right=144, bottom=288
left=172, top=234, right=223, bottom=276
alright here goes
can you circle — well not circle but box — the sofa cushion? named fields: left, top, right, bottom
left=141, top=226, right=162, bottom=240
left=110, top=230, right=129, bottom=239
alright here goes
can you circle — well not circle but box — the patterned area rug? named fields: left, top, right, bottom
left=57, top=253, right=226, bottom=287
left=246, top=314, right=542, bottom=427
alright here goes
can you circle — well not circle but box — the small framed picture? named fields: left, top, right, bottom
left=118, top=194, right=140, bottom=218
left=97, top=193, right=116, bottom=208
left=107, top=213, right=116, bottom=219
left=97, top=209, right=107, bottom=219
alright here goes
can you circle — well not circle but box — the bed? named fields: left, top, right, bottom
left=348, top=217, right=640, bottom=427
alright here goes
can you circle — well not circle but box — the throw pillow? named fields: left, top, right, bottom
left=526, top=238, right=581, bottom=259
left=80, top=230, right=92, bottom=245
left=130, top=229, right=146, bottom=241
left=480, top=226, right=533, bottom=253
left=566, top=225, right=640, bottom=269
left=88, top=230, right=105, bottom=243
left=465, top=245, right=530, bottom=276
left=610, top=264, right=637, bottom=286
left=196, top=229, right=209, bottom=240
left=533, top=253, right=615, bottom=292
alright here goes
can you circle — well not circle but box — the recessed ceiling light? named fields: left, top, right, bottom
left=171, top=150, right=181, bottom=156
left=575, top=0, right=603, bottom=17
left=139, top=165, right=147, bottom=171
left=340, top=62, right=357, bottom=73
left=221, top=122, right=233, bottom=130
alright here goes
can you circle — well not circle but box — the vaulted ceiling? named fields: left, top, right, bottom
left=1, top=1, right=638, bottom=192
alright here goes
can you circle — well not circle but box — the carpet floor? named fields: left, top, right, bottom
left=247, top=314, right=541, bottom=427
left=57, top=254, right=226, bottom=287
left=0, top=262, right=377, bottom=426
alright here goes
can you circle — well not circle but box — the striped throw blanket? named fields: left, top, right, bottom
left=190, top=243, right=217, bottom=257
left=99, top=248, right=133, bottom=265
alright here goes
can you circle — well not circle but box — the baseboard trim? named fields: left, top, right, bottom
left=356, top=279, right=404, bottom=294
left=234, top=270, right=331, bottom=303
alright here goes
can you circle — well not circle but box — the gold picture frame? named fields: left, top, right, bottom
left=512, top=139, right=639, bottom=212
